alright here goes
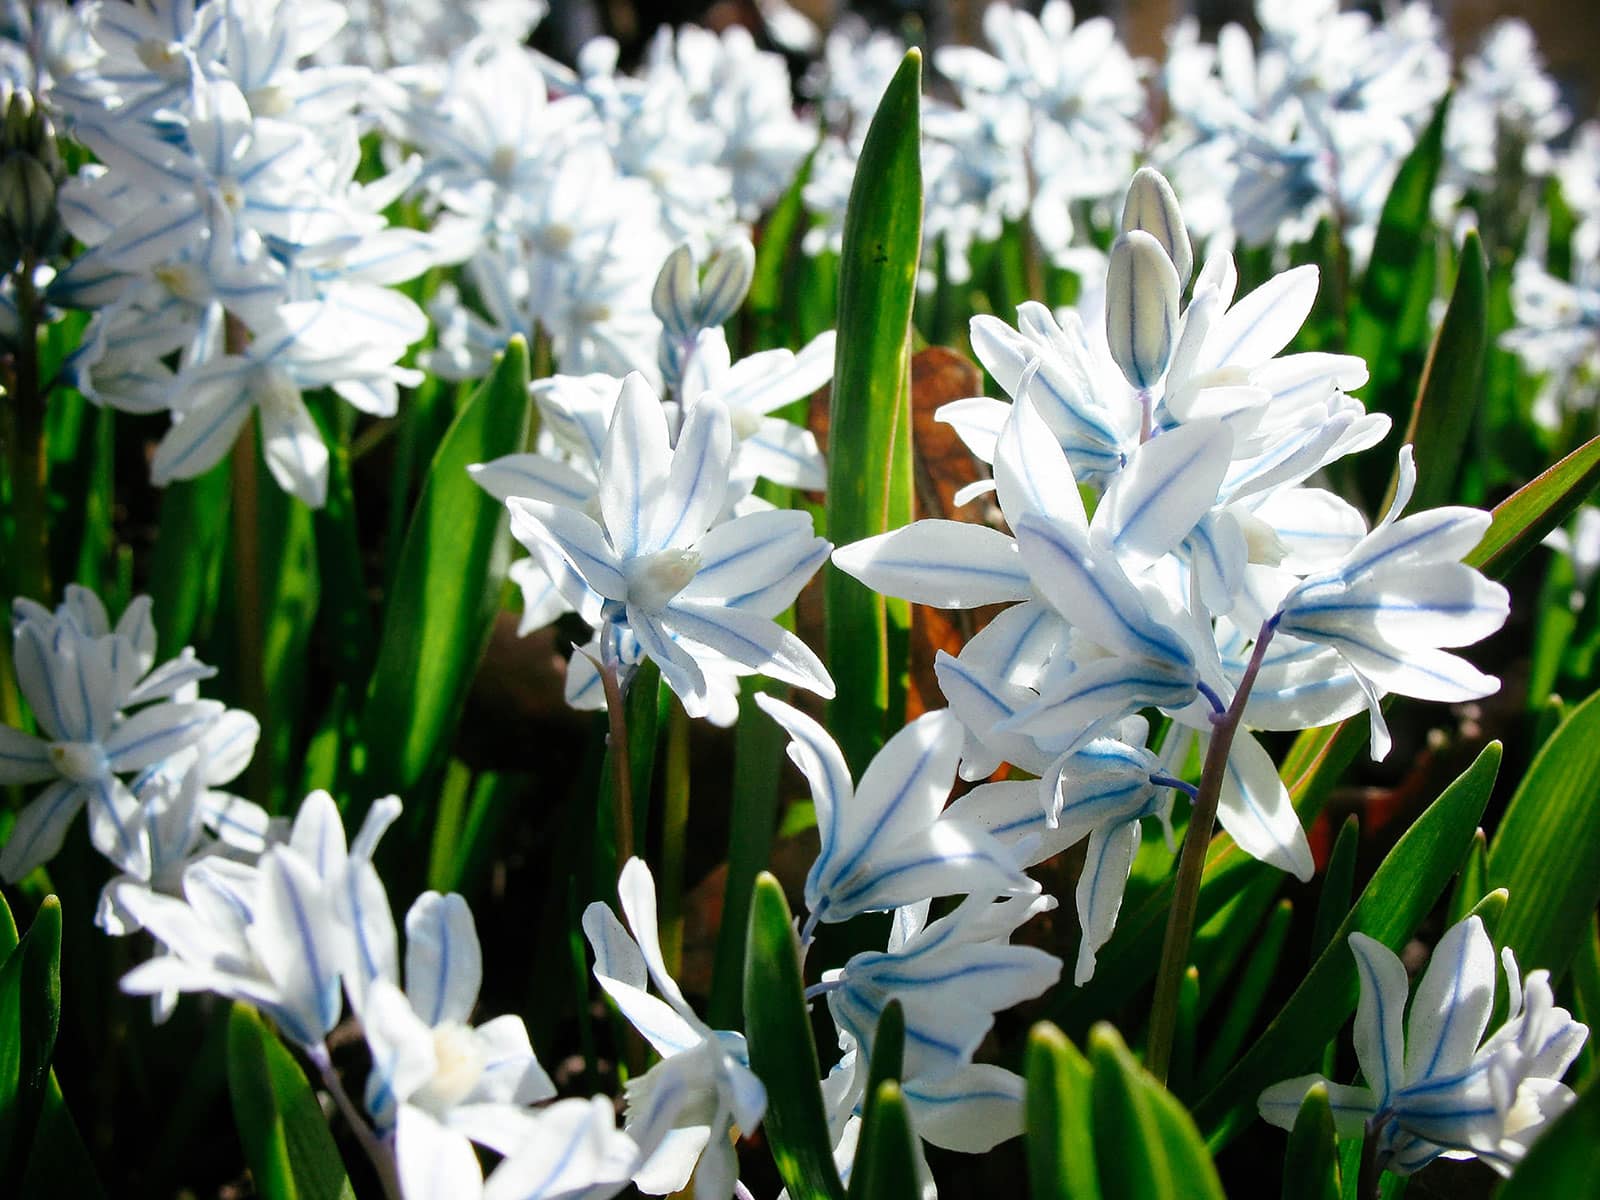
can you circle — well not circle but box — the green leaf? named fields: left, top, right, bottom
left=0, top=895, right=60, bottom=1191
left=743, top=874, right=847, bottom=1200
left=709, top=684, right=791, bottom=1029
left=1283, top=1084, right=1341, bottom=1200
left=824, top=48, right=923, bottom=773
left=750, top=147, right=818, bottom=351
left=1195, top=742, right=1501, bottom=1137
left=1464, top=431, right=1600, bottom=578
left=1446, top=827, right=1489, bottom=926
left=848, top=1006, right=915, bottom=1200
left=1198, top=899, right=1294, bottom=1089
left=1089, top=1024, right=1224, bottom=1200
left=307, top=396, right=375, bottom=697
left=1347, top=96, right=1449, bottom=433
left=1393, top=229, right=1488, bottom=511
left=1568, top=915, right=1600, bottom=1088
left=225, top=1004, right=354, bottom=1200
left=1170, top=966, right=1201, bottom=1099
left=1494, top=1066, right=1600, bottom=1198
left=150, top=459, right=232, bottom=654
left=1488, top=686, right=1600, bottom=980
left=848, top=1082, right=920, bottom=1200
left=1311, top=816, right=1359, bottom=964
left=361, top=337, right=530, bottom=796
left=1026, top=1022, right=1099, bottom=1200
left=18, top=1071, right=105, bottom=1200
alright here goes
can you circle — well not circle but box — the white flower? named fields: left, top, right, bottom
left=506, top=373, right=832, bottom=714
left=583, top=858, right=765, bottom=1199
left=1261, top=914, right=1588, bottom=1177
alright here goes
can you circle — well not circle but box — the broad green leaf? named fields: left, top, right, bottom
left=225, top=1004, right=353, bottom=1200
left=150, top=458, right=232, bottom=654
left=1283, top=1085, right=1340, bottom=1200
left=1195, top=742, right=1501, bottom=1137
left=709, top=684, right=791, bottom=1029
left=1488, top=686, right=1600, bottom=981
left=1089, top=1024, right=1224, bottom=1200
left=1464, top=430, right=1600, bottom=578
left=1347, top=96, right=1449, bottom=435
left=1568, top=916, right=1600, bottom=1087
left=1198, top=899, right=1294, bottom=1089
left=0, top=895, right=60, bottom=1191
left=1446, top=827, right=1489, bottom=926
left=825, top=48, right=923, bottom=773
left=361, top=337, right=530, bottom=796
left=1494, top=1067, right=1600, bottom=1198
left=1393, top=229, right=1487, bottom=511
left=18, top=1071, right=106, bottom=1200
left=1025, top=1022, right=1099, bottom=1200
left=848, top=1005, right=914, bottom=1200
left=848, top=1082, right=919, bottom=1200
left=743, top=874, right=847, bottom=1200
left=750, top=147, right=818, bottom=351
left=1312, top=816, right=1359, bottom=963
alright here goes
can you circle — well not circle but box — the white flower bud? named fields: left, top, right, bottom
left=1120, top=167, right=1193, bottom=290
left=1105, top=230, right=1180, bottom=391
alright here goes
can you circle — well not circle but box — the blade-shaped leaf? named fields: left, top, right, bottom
left=225, top=1003, right=353, bottom=1200
left=1089, top=1024, right=1224, bottom=1200
left=848, top=1081, right=920, bottom=1200
left=18, top=1071, right=106, bottom=1200
left=1283, top=1084, right=1340, bottom=1200
left=825, top=48, right=923, bottom=774
left=0, top=895, right=60, bottom=1191
left=1464, top=431, right=1600, bottom=578
left=1392, top=229, right=1487, bottom=512
left=743, top=874, right=847, bottom=1200
left=1488, top=686, right=1600, bottom=982
left=1194, top=742, right=1501, bottom=1138
left=150, top=459, right=232, bottom=655
left=1025, top=1022, right=1099, bottom=1200
left=360, top=337, right=531, bottom=796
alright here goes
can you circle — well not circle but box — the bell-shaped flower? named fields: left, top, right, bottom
left=1260, top=913, right=1588, bottom=1177
left=755, top=695, right=1035, bottom=931
left=117, top=790, right=400, bottom=1046
left=397, top=1096, right=638, bottom=1200
left=583, top=858, right=765, bottom=1200
left=507, top=373, right=833, bottom=712
left=1274, top=447, right=1510, bottom=759
left=822, top=893, right=1061, bottom=1086
left=1, top=594, right=224, bottom=882
left=357, top=892, right=555, bottom=1140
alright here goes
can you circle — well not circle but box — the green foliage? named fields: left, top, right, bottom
left=1026, top=1023, right=1099, bottom=1200
left=0, top=893, right=60, bottom=1191
left=743, top=873, right=847, bottom=1200
left=824, top=48, right=922, bottom=773
left=1488, top=686, right=1600, bottom=981
left=1465, top=431, right=1600, bottom=578
left=360, top=336, right=531, bottom=797
left=225, top=1004, right=353, bottom=1200
left=847, top=1003, right=918, bottom=1200
left=1283, top=1085, right=1341, bottom=1200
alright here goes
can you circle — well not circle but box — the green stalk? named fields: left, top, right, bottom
left=224, top=315, right=267, bottom=802
left=1146, top=616, right=1279, bottom=1082
left=1357, top=1122, right=1382, bottom=1200
left=659, top=694, right=690, bottom=978
left=596, top=648, right=634, bottom=878
left=9, top=253, right=47, bottom=602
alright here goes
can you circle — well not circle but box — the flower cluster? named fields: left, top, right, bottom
left=1261, top=912, right=1589, bottom=1177
left=834, top=168, right=1508, bottom=982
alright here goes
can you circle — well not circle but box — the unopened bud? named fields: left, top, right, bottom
left=1106, top=230, right=1180, bottom=391
left=1120, top=167, right=1193, bottom=289
left=694, top=237, right=754, bottom=329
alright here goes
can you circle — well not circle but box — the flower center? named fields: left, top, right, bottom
left=626, top=547, right=701, bottom=610
left=49, top=740, right=110, bottom=784
left=415, top=1023, right=486, bottom=1112
left=154, top=262, right=208, bottom=304
left=135, top=39, right=187, bottom=78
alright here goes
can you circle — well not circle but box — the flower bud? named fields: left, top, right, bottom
left=694, top=237, right=755, bottom=329
left=1119, top=167, right=1192, bottom=289
left=1105, top=230, right=1180, bottom=391
left=0, top=88, right=63, bottom=271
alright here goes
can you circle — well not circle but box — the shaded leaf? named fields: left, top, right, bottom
left=1283, top=1084, right=1340, bottom=1200
left=1025, top=1022, right=1099, bottom=1200
left=0, top=894, right=60, bottom=1191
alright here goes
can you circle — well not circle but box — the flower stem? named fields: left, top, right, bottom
left=8, top=253, right=48, bottom=602
left=1357, top=1121, right=1382, bottom=1200
left=225, top=315, right=267, bottom=803
left=308, top=1042, right=402, bottom=1200
left=596, top=645, right=634, bottom=879
left=660, top=693, right=691, bottom=977
left=1146, top=616, right=1279, bottom=1082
